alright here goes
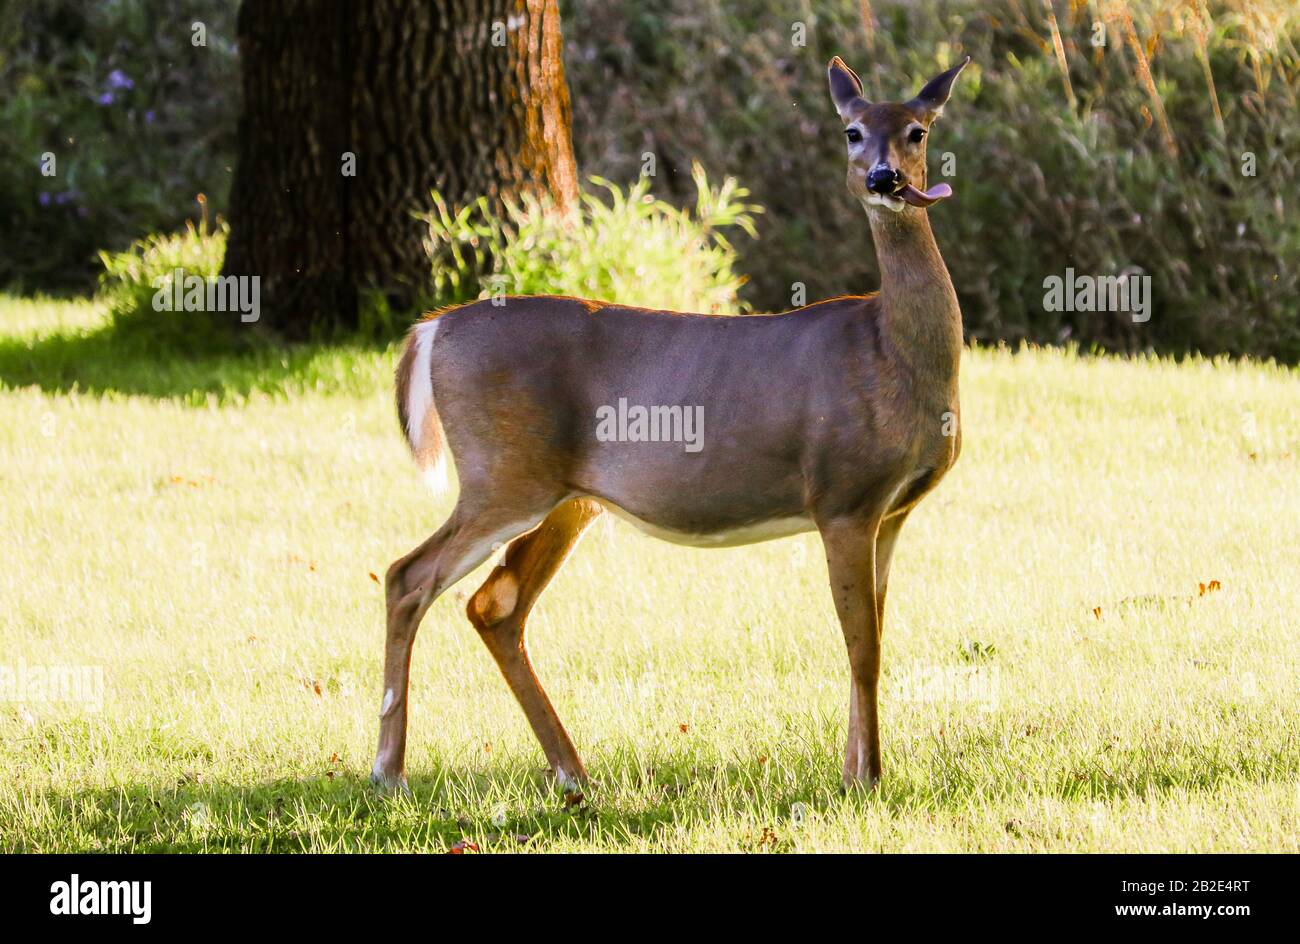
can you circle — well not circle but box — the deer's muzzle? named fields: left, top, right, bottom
left=866, top=164, right=902, bottom=194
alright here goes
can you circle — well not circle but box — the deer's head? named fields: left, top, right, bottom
left=828, top=55, right=970, bottom=214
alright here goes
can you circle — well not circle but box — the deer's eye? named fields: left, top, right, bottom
left=845, top=128, right=862, bottom=144
left=908, top=127, right=927, bottom=144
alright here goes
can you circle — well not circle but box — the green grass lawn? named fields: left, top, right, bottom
left=2, top=295, right=1298, bottom=852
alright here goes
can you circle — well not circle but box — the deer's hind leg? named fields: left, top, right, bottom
left=372, top=498, right=553, bottom=790
left=466, top=498, right=603, bottom=788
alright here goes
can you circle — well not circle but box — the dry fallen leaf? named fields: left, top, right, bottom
left=446, top=839, right=479, bottom=855
left=167, top=474, right=215, bottom=489
left=368, top=571, right=380, bottom=584
left=1092, top=606, right=1102, bottom=620
left=285, top=553, right=317, bottom=572
left=678, top=723, right=688, bottom=734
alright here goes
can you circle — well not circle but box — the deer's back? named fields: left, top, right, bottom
left=423, top=294, right=942, bottom=534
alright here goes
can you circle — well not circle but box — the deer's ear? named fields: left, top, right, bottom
left=828, top=56, right=868, bottom=122
left=909, top=55, right=971, bottom=121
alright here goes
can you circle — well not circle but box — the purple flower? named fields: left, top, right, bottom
left=54, top=191, right=72, bottom=205
left=39, top=192, right=51, bottom=207
left=107, top=69, right=134, bottom=91
left=144, top=110, right=156, bottom=124
left=97, top=91, right=115, bottom=106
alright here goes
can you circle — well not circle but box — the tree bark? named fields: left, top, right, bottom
left=223, top=0, right=578, bottom=338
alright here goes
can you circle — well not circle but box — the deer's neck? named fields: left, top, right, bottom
left=866, top=206, right=963, bottom=398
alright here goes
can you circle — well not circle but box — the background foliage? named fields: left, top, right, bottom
left=3, top=0, right=1298, bottom=359
left=0, top=0, right=238, bottom=292
left=564, top=0, right=1300, bottom=360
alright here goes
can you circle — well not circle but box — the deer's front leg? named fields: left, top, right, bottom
left=820, top=517, right=883, bottom=788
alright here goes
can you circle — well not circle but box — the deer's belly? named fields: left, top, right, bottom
left=598, top=502, right=815, bottom=548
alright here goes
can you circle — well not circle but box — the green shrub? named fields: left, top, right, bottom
left=421, top=162, right=760, bottom=313
left=93, top=163, right=757, bottom=352
left=96, top=216, right=243, bottom=354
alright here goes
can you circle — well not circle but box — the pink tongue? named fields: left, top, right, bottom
left=899, top=183, right=953, bottom=207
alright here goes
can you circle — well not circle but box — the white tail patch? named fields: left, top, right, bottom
left=421, top=460, right=449, bottom=492
left=405, top=319, right=448, bottom=491
left=405, top=320, right=436, bottom=450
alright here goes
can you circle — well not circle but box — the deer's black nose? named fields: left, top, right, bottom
left=866, top=165, right=900, bottom=194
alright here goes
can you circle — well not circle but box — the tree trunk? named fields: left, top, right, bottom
left=223, top=0, right=578, bottom=338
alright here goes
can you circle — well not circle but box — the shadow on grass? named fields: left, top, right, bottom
left=0, top=322, right=393, bottom=403
left=10, top=763, right=778, bottom=854
left=14, top=741, right=1287, bottom=852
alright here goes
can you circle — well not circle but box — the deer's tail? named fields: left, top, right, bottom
left=394, top=318, right=449, bottom=491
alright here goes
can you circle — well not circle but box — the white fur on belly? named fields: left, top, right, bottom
left=600, top=502, right=814, bottom=548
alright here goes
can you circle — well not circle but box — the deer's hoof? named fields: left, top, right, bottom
left=370, top=762, right=410, bottom=796
left=550, top=765, right=589, bottom=794
left=841, top=773, right=882, bottom=794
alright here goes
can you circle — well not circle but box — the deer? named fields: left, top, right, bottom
left=372, top=54, right=971, bottom=792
